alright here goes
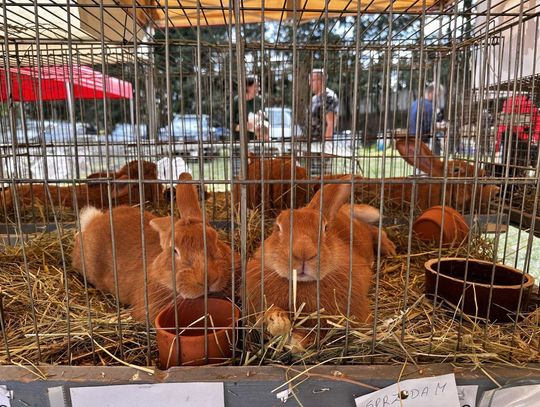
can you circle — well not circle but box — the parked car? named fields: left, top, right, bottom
left=1, top=120, right=41, bottom=144
left=43, top=121, right=98, bottom=143
left=110, top=123, right=147, bottom=142
left=1, top=120, right=98, bottom=144
left=265, top=107, right=303, bottom=140
left=212, top=126, right=231, bottom=141
left=158, top=114, right=212, bottom=142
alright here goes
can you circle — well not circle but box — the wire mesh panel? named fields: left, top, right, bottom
left=0, top=0, right=538, bottom=370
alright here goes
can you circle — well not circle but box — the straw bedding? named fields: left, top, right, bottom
left=0, top=192, right=538, bottom=368
left=244, top=232, right=540, bottom=366
left=511, top=184, right=540, bottom=215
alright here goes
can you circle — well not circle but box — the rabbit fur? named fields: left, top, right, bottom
left=71, top=173, right=234, bottom=323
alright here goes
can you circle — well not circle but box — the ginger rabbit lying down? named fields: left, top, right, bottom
left=2, top=160, right=162, bottom=212
left=246, top=177, right=397, bottom=348
left=310, top=139, right=500, bottom=213
left=71, top=173, right=235, bottom=323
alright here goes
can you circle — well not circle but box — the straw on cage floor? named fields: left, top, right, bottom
left=244, top=231, right=540, bottom=366
left=0, top=197, right=539, bottom=367
left=0, top=231, right=153, bottom=366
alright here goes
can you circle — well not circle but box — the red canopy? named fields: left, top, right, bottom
left=0, top=65, right=133, bottom=102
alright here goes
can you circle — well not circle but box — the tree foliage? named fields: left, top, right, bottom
left=151, top=14, right=424, bottom=136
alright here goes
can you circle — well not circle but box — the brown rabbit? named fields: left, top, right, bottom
left=1, top=160, right=162, bottom=213
left=233, top=154, right=308, bottom=214
left=390, top=138, right=500, bottom=212
left=246, top=178, right=396, bottom=346
left=86, top=160, right=162, bottom=208
left=71, top=172, right=233, bottom=323
left=312, top=140, right=500, bottom=213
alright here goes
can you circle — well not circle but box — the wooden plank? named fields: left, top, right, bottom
left=506, top=206, right=540, bottom=238
left=0, top=364, right=538, bottom=407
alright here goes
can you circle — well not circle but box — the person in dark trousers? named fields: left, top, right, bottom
left=409, top=83, right=442, bottom=156
left=231, top=76, right=265, bottom=177
left=233, top=76, right=263, bottom=142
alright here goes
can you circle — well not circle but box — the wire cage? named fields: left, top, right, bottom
left=0, top=0, right=539, bottom=377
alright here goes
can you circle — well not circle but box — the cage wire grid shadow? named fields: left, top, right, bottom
left=0, top=0, right=538, bottom=372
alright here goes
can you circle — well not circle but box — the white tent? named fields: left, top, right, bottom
left=473, top=0, right=540, bottom=88
left=0, top=1, right=148, bottom=67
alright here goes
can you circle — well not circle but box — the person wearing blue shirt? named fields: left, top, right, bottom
left=409, top=84, right=442, bottom=155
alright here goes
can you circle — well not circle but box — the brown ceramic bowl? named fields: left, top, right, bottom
left=413, top=206, right=469, bottom=247
left=155, top=298, right=240, bottom=369
left=425, top=257, right=535, bottom=322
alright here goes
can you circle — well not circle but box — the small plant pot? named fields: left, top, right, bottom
left=413, top=206, right=469, bottom=247
left=155, top=297, right=240, bottom=369
left=424, top=257, right=535, bottom=322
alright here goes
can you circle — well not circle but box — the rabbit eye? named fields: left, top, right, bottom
left=174, top=247, right=181, bottom=257
left=323, top=223, right=328, bottom=233
left=275, top=223, right=282, bottom=233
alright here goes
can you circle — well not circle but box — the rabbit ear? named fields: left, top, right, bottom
left=307, top=176, right=351, bottom=221
left=87, top=171, right=108, bottom=179
left=149, top=216, right=172, bottom=250
left=395, top=138, right=444, bottom=175
left=111, top=174, right=130, bottom=198
left=248, top=152, right=256, bottom=165
left=341, top=203, right=380, bottom=224
left=142, top=161, right=158, bottom=179
left=176, top=172, right=203, bottom=221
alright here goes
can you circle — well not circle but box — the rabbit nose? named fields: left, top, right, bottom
left=292, top=242, right=317, bottom=262
left=294, top=254, right=318, bottom=266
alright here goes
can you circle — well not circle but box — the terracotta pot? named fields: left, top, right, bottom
left=425, top=257, right=535, bottom=322
left=413, top=206, right=469, bottom=247
left=155, top=298, right=240, bottom=368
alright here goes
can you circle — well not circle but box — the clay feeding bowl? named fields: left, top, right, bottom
left=413, top=206, right=469, bottom=247
left=155, top=297, right=240, bottom=368
left=424, top=257, right=535, bottom=322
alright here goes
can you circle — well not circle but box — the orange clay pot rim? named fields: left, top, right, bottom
left=423, top=205, right=462, bottom=214
left=424, top=257, right=535, bottom=289
left=154, top=297, right=240, bottom=341
left=413, top=206, right=468, bottom=226
left=414, top=206, right=467, bottom=222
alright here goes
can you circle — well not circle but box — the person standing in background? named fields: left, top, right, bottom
left=231, top=76, right=267, bottom=177
left=409, top=83, right=443, bottom=155
left=310, top=69, right=339, bottom=141
left=233, top=76, right=264, bottom=141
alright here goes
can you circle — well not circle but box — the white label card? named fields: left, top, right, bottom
left=478, top=384, right=540, bottom=407
left=0, top=385, right=12, bottom=407
left=457, top=385, right=478, bottom=407
left=70, top=382, right=224, bottom=407
left=355, top=373, right=460, bottom=407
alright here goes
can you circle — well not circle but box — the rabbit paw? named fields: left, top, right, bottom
left=380, top=230, right=397, bottom=256
left=264, top=307, right=292, bottom=337
left=370, top=226, right=397, bottom=256
left=289, top=330, right=315, bottom=353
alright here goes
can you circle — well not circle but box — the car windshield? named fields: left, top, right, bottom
left=173, top=116, right=208, bottom=130
left=268, top=109, right=291, bottom=127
